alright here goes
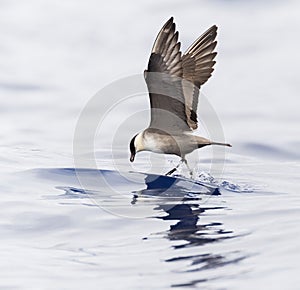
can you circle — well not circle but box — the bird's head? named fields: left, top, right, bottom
left=129, top=133, right=144, bottom=162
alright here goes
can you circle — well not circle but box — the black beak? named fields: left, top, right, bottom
left=130, top=153, right=135, bottom=162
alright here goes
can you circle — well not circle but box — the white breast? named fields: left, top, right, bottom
left=143, top=134, right=164, bottom=153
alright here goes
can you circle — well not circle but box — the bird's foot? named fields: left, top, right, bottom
left=165, top=167, right=178, bottom=176
left=165, top=159, right=183, bottom=176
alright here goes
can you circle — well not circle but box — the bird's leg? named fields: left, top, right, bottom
left=182, top=158, right=193, bottom=178
left=165, top=159, right=184, bottom=176
left=165, top=167, right=177, bottom=176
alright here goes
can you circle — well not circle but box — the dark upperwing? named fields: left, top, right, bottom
left=144, top=17, right=217, bottom=133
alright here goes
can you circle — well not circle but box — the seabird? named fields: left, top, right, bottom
left=129, top=17, right=231, bottom=176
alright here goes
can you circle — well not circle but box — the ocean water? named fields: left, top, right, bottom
left=0, top=0, right=300, bottom=289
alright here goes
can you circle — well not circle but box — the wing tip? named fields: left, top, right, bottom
left=164, top=17, right=175, bottom=28
left=168, top=16, right=174, bottom=22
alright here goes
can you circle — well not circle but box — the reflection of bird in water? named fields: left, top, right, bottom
left=157, top=203, right=231, bottom=248
left=131, top=173, right=220, bottom=204
left=131, top=176, right=247, bottom=279
left=129, top=17, right=231, bottom=176
left=156, top=203, right=247, bottom=280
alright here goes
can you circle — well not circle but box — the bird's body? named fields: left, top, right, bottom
left=134, top=129, right=214, bottom=157
left=129, top=17, right=231, bottom=175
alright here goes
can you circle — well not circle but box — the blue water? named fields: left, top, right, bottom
left=1, top=0, right=300, bottom=289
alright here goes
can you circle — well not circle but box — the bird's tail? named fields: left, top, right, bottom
left=195, top=136, right=232, bottom=148
left=210, top=141, right=232, bottom=147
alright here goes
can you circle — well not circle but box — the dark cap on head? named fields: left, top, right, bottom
left=129, top=134, right=137, bottom=162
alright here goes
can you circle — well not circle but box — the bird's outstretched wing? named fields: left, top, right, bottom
left=144, top=17, right=217, bottom=132
left=182, top=25, right=217, bottom=129
left=144, top=17, right=190, bottom=133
